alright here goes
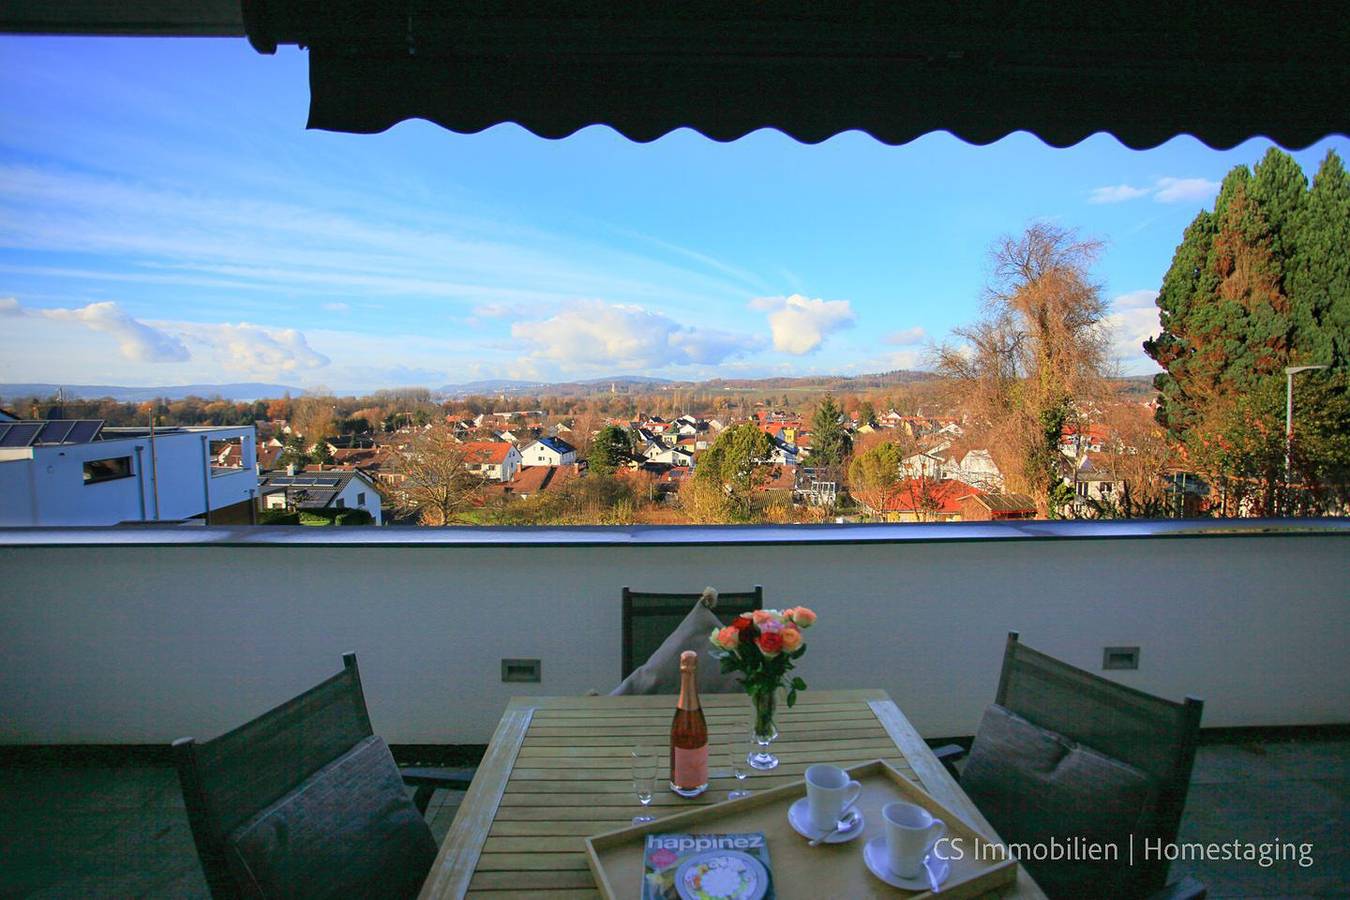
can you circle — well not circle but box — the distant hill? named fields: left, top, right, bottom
left=0, top=382, right=300, bottom=403
left=438, top=375, right=676, bottom=397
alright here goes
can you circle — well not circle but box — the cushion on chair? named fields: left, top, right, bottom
left=226, top=734, right=438, bottom=900
left=960, top=704, right=1159, bottom=900
left=611, top=599, right=744, bottom=695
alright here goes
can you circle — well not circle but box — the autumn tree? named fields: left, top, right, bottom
left=847, top=441, right=903, bottom=514
left=692, top=423, right=776, bottom=520
left=390, top=425, right=489, bottom=525
left=291, top=392, right=337, bottom=441
left=935, top=223, right=1111, bottom=512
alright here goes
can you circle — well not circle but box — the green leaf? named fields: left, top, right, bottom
left=787, top=689, right=798, bottom=707
left=791, top=676, right=807, bottom=691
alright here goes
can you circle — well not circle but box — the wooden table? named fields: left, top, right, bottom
left=420, top=689, right=1044, bottom=899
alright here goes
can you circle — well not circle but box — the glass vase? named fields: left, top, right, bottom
left=748, top=689, right=780, bottom=770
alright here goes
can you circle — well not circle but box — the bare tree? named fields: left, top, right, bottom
left=390, top=425, right=489, bottom=525
left=934, top=223, right=1112, bottom=512
left=291, top=390, right=337, bottom=443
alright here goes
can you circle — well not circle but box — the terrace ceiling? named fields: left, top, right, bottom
left=4, top=1, right=1349, bottom=149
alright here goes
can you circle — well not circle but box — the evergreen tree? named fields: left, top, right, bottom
left=1290, top=151, right=1350, bottom=366
left=310, top=439, right=335, bottom=465
left=809, top=395, right=850, bottom=466
left=1145, top=146, right=1348, bottom=512
left=279, top=434, right=310, bottom=468
left=587, top=425, right=631, bottom=476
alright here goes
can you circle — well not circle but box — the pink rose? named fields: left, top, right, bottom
left=751, top=609, right=777, bottom=627
left=788, top=606, right=817, bottom=628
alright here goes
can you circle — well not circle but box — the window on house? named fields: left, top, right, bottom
left=336, top=498, right=345, bottom=508
left=83, top=457, right=132, bottom=484
left=209, top=437, right=245, bottom=475
left=357, top=492, right=366, bottom=506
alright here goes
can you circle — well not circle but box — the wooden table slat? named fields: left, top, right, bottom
left=422, top=691, right=1043, bottom=899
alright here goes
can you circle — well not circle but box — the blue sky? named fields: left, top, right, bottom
left=1, top=36, right=1346, bottom=393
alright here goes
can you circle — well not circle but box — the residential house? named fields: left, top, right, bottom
left=1065, top=453, right=1126, bottom=512
left=486, top=463, right=582, bottom=501
left=258, top=469, right=383, bottom=525
left=461, top=441, right=522, bottom=482
left=957, top=492, right=1037, bottom=521
left=0, top=420, right=258, bottom=526
left=948, top=449, right=1004, bottom=491
left=865, top=478, right=982, bottom=523
left=644, top=443, right=694, bottom=467
left=900, top=441, right=950, bottom=480
left=765, top=435, right=799, bottom=466
left=519, top=436, right=577, bottom=467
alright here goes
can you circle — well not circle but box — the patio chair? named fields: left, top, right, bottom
left=621, top=585, right=763, bottom=681
left=934, top=632, right=1205, bottom=900
left=173, top=653, right=473, bottom=899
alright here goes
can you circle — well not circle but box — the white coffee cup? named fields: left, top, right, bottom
left=804, top=764, right=863, bottom=832
left=883, top=801, right=947, bottom=879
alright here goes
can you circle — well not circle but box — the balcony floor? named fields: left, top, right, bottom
left=0, top=738, right=1345, bottom=898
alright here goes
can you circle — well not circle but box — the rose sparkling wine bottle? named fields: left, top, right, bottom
left=669, top=650, right=709, bottom=797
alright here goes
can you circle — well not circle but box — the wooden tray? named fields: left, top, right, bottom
left=585, top=759, right=1017, bottom=899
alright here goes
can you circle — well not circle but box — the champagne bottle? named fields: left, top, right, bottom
left=669, top=650, right=709, bottom=797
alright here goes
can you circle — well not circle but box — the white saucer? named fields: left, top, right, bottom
left=787, top=797, right=864, bottom=844
left=862, top=836, right=951, bottom=890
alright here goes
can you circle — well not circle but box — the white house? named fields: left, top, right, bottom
left=461, top=441, right=522, bottom=482
left=901, top=441, right=950, bottom=480
left=765, top=436, right=799, bottom=467
left=519, top=436, right=577, bottom=467
left=949, top=449, right=1004, bottom=491
left=0, top=421, right=258, bottom=526
left=645, top=445, right=694, bottom=467
left=258, top=469, right=382, bottom=525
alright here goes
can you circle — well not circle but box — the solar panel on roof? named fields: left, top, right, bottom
left=37, top=421, right=75, bottom=444
left=0, top=423, right=42, bottom=447
left=66, top=421, right=103, bottom=443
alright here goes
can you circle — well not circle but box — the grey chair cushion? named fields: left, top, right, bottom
left=227, top=734, right=437, bottom=900
left=611, top=599, right=743, bottom=695
left=961, top=704, right=1159, bottom=900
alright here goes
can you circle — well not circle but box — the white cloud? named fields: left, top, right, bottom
left=1088, top=177, right=1220, bottom=206
left=750, top=294, right=856, bottom=355
left=884, top=326, right=926, bottom=346
left=178, top=322, right=329, bottom=375
left=1153, top=177, right=1221, bottom=204
left=1089, top=185, right=1151, bottom=204
left=511, top=300, right=759, bottom=372
left=3, top=297, right=189, bottom=363
left=1102, top=290, right=1164, bottom=374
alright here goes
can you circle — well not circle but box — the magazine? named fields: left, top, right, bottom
left=641, top=832, right=775, bottom=900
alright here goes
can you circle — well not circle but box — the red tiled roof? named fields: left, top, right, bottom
left=461, top=441, right=513, bottom=464
left=880, top=478, right=982, bottom=513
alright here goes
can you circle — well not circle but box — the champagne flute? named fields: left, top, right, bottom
left=631, top=746, right=656, bottom=824
left=728, top=720, right=753, bottom=800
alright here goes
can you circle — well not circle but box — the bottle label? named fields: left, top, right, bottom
left=673, top=745, right=708, bottom=789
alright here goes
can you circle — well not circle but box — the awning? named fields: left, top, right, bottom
left=236, top=1, right=1349, bottom=148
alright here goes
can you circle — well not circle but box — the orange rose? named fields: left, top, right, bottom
left=780, top=625, right=803, bottom=651
left=714, top=625, right=741, bottom=651
left=751, top=609, right=777, bottom=626
left=788, top=606, right=817, bottom=628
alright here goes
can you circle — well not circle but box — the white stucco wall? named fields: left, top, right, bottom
left=0, top=524, right=1345, bottom=746
left=0, top=427, right=256, bottom=526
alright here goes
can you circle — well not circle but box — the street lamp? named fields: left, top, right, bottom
left=1284, top=364, right=1329, bottom=485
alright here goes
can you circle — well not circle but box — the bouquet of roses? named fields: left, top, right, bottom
left=709, top=607, right=817, bottom=707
